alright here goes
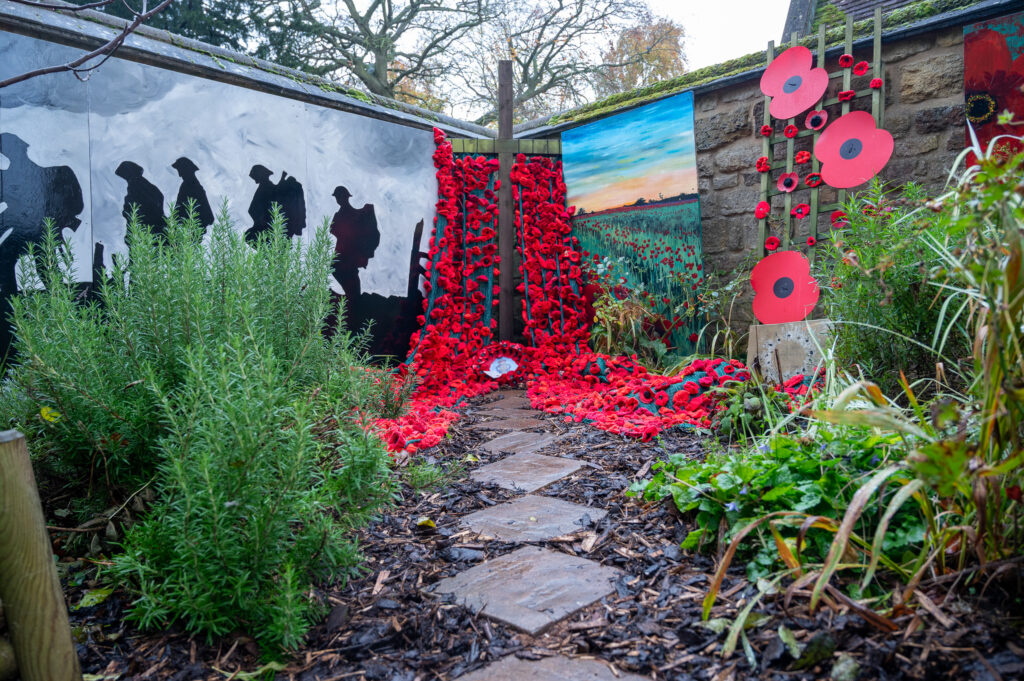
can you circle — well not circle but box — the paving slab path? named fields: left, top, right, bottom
left=427, top=389, right=646, bottom=680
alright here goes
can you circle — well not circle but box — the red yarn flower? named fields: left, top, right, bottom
left=805, top=110, right=828, bottom=130
left=794, top=150, right=812, bottom=164
left=792, top=203, right=810, bottom=219
left=784, top=124, right=799, bottom=138
left=777, top=172, right=799, bottom=193
left=830, top=210, right=848, bottom=228
left=750, top=251, right=820, bottom=324
left=838, top=90, right=856, bottom=101
left=814, top=111, right=894, bottom=188
left=869, top=78, right=884, bottom=89
left=760, top=45, right=829, bottom=119
left=838, top=54, right=854, bottom=68
left=756, top=156, right=771, bottom=173
left=853, top=60, right=870, bottom=76
left=765, top=236, right=780, bottom=251
left=760, top=124, right=773, bottom=136
left=807, top=236, right=817, bottom=247
left=805, top=173, right=823, bottom=187
left=755, top=201, right=771, bottom=219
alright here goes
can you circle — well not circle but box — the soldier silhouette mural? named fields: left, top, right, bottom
left=0, top=133, right=85, bottom=362
left=329, top=185, right=379, bottom=299
left=171, top=157, right=214, bottom=232
left=115, top=160, right=165, bottom=240
left=245, top=164, right=306, bottom=241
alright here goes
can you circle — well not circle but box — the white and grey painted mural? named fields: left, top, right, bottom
left=0, top=31, right=437, bottom=359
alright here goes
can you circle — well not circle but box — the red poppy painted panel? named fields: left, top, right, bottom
left=963, top=13, right=1024, bottom=160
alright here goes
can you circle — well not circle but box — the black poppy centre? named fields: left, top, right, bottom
left=809, top=114, right=824, bottom=128
left=839, top=138, right=863, bottom=160
left=783, top=75, right=802, bottom=93
left=773, top=276, right=795, bottom=299
left=783, top=177, right=796, bottom=189
left=966, top=92, right=997, bottom=124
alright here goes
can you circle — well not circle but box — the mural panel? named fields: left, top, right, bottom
left=964, top=10, right=1024, bottom=158
left=0, top=30, right=437, bottom=361
left=561, top=91, right=703, bottom=355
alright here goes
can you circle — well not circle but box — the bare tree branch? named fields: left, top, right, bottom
left=0, top=0, right=175, bottom=89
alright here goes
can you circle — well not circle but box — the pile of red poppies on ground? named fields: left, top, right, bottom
left=375, top=131, right=792, bottom=454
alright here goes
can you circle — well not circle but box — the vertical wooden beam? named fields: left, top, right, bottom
left=0, top=431, right=81, bottom=681
left=498, top=60, right=514, bottom=342
left=759, top=41, right=775, bottom=257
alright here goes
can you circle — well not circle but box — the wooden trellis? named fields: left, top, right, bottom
left=758, top=7, right=886, bottom=260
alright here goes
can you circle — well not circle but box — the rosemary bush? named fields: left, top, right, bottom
left=2, top=204, right=394, bottom=650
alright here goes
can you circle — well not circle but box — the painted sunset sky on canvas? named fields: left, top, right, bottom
left=562, top=91, right=698, bottom=214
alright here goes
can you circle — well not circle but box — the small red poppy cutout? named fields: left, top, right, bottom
left=777, top=172, right=799, bottom=193
left=807, top=236, right=817, bottom=247
left=750, top=250, right=820, bottom=324
left=792, top=203, right=810, bottom=219
left=765, top=236, right=780, bottom=251
left=760, top=45, right=829, bottom=119
left=815, top=110, right=894, bottom=189
left=869, top=78, right=883, bottom=89
left=805, top=110, right=828, bottom=130
left=760, top=124, right=773, bottom=136
left=794, top=150, right=811, bottom=164
left=853, top=61, right=869, bottom=76
left=838, top=90, right=856, bottom=101
left=755, top=201, right=771, bottom=219
left=784, top=124, right=799, bottom=138
left=838, top=54, right=854, bottom=68
left=830, top=210, right=848, bottom=228
left=805, top=173, right=823, bottom=187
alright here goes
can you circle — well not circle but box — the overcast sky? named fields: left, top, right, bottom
left=647, top=0, right=791, bottom=70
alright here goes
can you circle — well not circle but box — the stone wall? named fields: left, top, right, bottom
left=694, top=24, right=966, bottom=286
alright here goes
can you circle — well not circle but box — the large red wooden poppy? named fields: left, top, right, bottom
left=814, top=111, right=893, bottom=189
left=750, top=251, right=819, bottom=324
left=760, top=46, right=829, bottom=120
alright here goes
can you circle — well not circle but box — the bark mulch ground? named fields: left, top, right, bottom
left=39, top=391, right=1024, bottom=680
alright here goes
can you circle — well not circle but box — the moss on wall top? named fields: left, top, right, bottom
left=546, top=0, right=980, bottom=128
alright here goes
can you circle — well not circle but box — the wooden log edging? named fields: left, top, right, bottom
left=0, top=430, right=82, bottom=681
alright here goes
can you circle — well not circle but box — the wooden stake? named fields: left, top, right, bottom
left=497, top=59, right=515, bottom=342
left=0, top=431, right=81, bottom=681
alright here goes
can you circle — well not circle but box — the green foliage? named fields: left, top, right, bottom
left=709, top=379, right=791, bottom=444
left=812, top=3, right=847, bottom=32
left=589, top=291, right=669, bottom=369
left=3, top=204, right=396, bottom=651
left=815, top=180, right=970, bottom=395
left=630, top=429, right=923, bottom=580
left=403, top=460, right=463, bottom=491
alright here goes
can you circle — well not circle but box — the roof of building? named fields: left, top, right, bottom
left=515, top=0, right=1011, bottom=137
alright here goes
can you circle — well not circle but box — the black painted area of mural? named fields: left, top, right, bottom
left=1, top=139, right=424, bottom=363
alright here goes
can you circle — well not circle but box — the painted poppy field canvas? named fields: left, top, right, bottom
left=561, top=91, right=703, bottom=355
left=964, top=11, right=1024, bottom=159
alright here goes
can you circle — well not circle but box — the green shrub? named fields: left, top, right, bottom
left=815, top=181, right=971, bottom=395
left=2, top=204, right=395, bottom=651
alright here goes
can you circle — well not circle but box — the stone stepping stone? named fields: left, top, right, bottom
left=475, top=407, right=537, bottom=419
left=457, top=655, right=649, bottom=681
left=431, top=546, right=621, bottom=635
left=474, top=416, right=548, bottom=431
left=482, top=431, right=558, bottom=455
left=461, top=495, right=606, bottom=542
left=471, top=451, right=583, bottom=492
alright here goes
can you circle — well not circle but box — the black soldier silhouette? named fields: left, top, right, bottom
left=329, top=185, right=379, bottom=299
left=171, top=157, right=214, bottom=232
left=244, top=164, right=306, bottom=242
left=115, top=160, right=165, bottom=239
left=0, top=133, right=84, bottom=362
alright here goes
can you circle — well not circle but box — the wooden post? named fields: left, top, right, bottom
left=497, top=59, right=515, bottom=342
left=0, top=431, right=81, bottom=681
